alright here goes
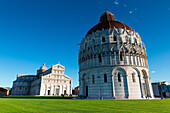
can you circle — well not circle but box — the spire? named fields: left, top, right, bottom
left=43, top=63, right=45, bottom=66
left=58, top=61, right=60, bottom=64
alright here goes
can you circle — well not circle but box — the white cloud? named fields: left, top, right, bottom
left=114, top=1, right=119, bottom=5
left=124, top=4, right=127, bottom=7
left=129, top=8, right=138, bottom=14
left=151, top=71, right=156, bottom=73
left=129, top=10, right=133, bottom=14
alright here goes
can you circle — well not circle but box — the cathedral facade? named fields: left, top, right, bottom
left=11, top=63, right=72, bottom=96
left=78, top=11, right=154, bottom=99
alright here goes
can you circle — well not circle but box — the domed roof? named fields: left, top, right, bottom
left=39, top=63, right=48, bottom=70
left=86, top=11, right=133, bottom=37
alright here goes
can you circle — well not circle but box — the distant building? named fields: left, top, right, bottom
left=78, top=11, right=154, bottom=99
left=0, top=87, right=9, bottom=96
left=72, top=86, right=79, bottom=95
left=11, top=63, right=72, bottom=96
left=152, top=81, right=170, bottom=97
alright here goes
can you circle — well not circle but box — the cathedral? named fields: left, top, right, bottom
left=78, top=11, right=154, bottom=99
left=11, top=63, right=72, bottom=96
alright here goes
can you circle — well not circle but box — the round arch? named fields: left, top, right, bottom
left=141, top=69, right=151, bottom=98
left=112, top=67, right=128, bottom=99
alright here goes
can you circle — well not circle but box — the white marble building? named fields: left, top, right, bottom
left=78, top=11, right=154, bottom=99
left=152, top=81, right=170, bottom=97
left=11, top=63, right=72, bottom=96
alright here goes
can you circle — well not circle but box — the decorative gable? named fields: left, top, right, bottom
left=53, top=64, right=65, bottom=70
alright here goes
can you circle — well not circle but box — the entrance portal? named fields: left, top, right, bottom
left=48, top=90, right=50, bottom=95
left=64, top=90, right=66, bottom=95
left=56, top=89, right=59, bottom=95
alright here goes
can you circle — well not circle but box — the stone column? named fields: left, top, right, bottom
left=45, top=84, right=47, bottom=95
left=135, top=56, right=138, bottom=65
left=80, top=79, right=84, bottom=96
left=66, top=85, right=69, bottom=95
left=143, top=76, right=149, bottom=97
left=51, top=84, right=53, bottom=95
left=148, top=77, right=154, bottom=98
left=129, top=55, right=132, bottom=65
left=53, top=85, right=56, bottom=95
left=138, top=75, right=144, bottom=98
left=87, top=76, right=90, bottom=98
left=79, top=79, right=81, bottom=96
left=110, top=53, right=112, bottom=65
left=59, top=85, right=62, bottom=95
left=111, top=75, right=115, bottom=98
left=98, top=76, right=101, bottom=99
left=62, top=85, right=64, bottom=94
left=137, top=56, right=140, bottom=66
left=70, top=84, right=72, bottom=95
left=125, top=74, right=130, bottom=98
left=114, top=52, right=117, bottom=65
left=145, top=76, right=151, bottom=97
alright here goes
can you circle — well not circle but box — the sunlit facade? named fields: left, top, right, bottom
left=79, top=11, right=154, bottom=99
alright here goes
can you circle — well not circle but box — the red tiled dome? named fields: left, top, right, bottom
left=86, top=11, right=134, bottom=37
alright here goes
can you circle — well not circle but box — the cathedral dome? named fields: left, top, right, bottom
left=40, top=63, right=48, bottom=70
left=86, top=11, right=133, bottom=37
left=37, top=63, right=48, bottom=77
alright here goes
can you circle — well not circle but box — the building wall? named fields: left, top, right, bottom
left=39, top=64, right=72, bottom=96
left=79, top=66, right=153, bottom=99
left=152, top=82, right=170, bottom=97
left=11, top=64, right=72, bottom=96
left=0, top=88, right=9, bottom=96
left=79, top=28, right=154, bottom=99
left=40, top=74, right=72, bottom=96
left=30, top=78, right=41, bottom=95
left=11, top=75, right=37, bottom=95
left=152, top=84, right=160, bottom=97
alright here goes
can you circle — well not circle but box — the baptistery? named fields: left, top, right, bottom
left=78, top=11, right=154, bottom=99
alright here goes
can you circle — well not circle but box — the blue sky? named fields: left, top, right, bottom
left=0, top=0, right=170, bottom=88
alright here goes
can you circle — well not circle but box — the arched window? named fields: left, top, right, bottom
left=92, top=75, right=95, bottom=84
left=132, top=73, right=135, bottom=82
left=104, top=74, right=107, bottom=83
left=118, top=73, right=121, bottom=82
left=102, top=36, right=106, bottom=42
left=120, top=52, right=124, bottom=61
left=113, top=35, right=117, bottom=41
left=98, top=54, right=102, bottom=62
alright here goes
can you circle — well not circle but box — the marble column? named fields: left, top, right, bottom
left=87, top=76, right=89, bottom=98
left=125, top=74, right=129, bottom=98
left=98, top=76, right=101, bottom=99
left=138, top=75, right=144, bottom=98
left=50, top=84, right=53, bottom=95
left=111, top=75, right=115, bottom=98
left=66, top=85, right=69, bottom=95
left=45, top=84, right=47, bottom=95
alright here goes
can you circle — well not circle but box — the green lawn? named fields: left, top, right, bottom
left=0, top=98, right=169, bottom=113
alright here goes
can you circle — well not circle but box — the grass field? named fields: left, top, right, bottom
left=0, top=98, right=169, bottom=113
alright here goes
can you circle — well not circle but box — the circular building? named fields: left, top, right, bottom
left=78, top=11, right=154, bottom=99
